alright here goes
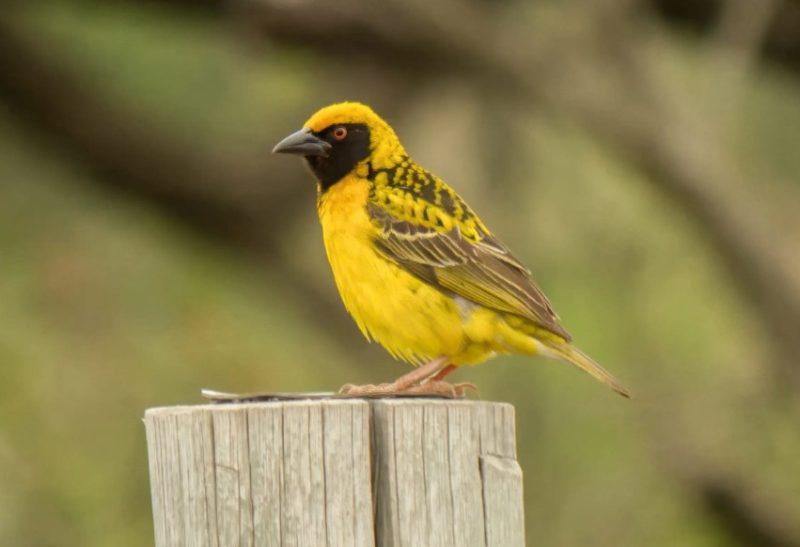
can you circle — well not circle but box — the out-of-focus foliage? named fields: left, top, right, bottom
left=1, top=1, right=799, bottom=546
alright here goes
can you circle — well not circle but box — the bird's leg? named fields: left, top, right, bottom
left=427, top=364, right=457, bottom=382
left=417, top=364, right=477, bottom=397
left=391, top=356, right=451, bottom=389
left=339, top=356, right=454, bottom=397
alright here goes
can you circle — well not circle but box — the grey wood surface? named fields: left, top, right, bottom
left=145, top=399, right=523, bottom=547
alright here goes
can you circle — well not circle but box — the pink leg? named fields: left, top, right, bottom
left=339, top=357, right=463, bottom=397
left=429, top=364, right=457, bottom=382
left=390, top=356, right=450, bottom=390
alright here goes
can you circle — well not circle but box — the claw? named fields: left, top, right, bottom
left=453, top=382, right=478, bottom=397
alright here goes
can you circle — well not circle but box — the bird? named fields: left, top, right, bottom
left=272, top=102, right=630, bottom=398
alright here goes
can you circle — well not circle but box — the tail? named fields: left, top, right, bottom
left=542, top=341, right=631, bottom=398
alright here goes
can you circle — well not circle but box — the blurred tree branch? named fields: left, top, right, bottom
left=708, top=0, right=781, bottom=120
left=658, top=438, right=800, bottom=547
left=712, top=0, right=779, bottom=72
left=0, top=16, right=298, bottom=251
left=698, top=476, right=800, bottom=547
left=653, top=0, right=800, bottom=73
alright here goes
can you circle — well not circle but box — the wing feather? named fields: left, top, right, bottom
left=367, top=202, right=570, bottom=340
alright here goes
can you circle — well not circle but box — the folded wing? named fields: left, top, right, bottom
left=368, top=202, right=571, bottom=341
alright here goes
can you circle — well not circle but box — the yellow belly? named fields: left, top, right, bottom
left=318, top=176, right=488, bottom=365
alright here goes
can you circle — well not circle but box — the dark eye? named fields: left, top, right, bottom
left=333, top=126, right=348, bottom=141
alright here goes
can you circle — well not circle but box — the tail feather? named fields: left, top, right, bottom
left=543, top=342, right=631, bottom=398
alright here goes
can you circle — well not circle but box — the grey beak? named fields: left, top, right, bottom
left=272, top=128, right=331, bottom=157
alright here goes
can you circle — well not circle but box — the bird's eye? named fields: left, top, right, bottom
left=333, top=126, right=348, bottom=141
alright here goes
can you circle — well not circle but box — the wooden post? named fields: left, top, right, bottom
left=144, top=399, right=524, bottom=547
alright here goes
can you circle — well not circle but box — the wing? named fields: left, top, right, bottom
left=368, top=202, right=571, bottom=341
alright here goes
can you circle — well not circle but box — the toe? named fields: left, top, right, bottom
left=452, top=382, right=478, bottom=398
left=337, top=382, right=399, bottom=397
left=404, top=381, right=461, bottom=399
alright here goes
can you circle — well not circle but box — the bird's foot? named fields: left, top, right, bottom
left=338, top=382, right=398, bottom=397
left=406, top=380, right=477, bottom=398
left=338, top=380, right=475, bottom=399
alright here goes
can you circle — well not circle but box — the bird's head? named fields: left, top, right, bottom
left=272, top=102, right=404, bottom=190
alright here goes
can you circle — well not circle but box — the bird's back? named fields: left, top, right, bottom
left=365, top=153, right=571, bottom=342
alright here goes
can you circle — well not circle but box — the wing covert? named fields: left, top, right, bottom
left=367, top=202, right=571, bottom=340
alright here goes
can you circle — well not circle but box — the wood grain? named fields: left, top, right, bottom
left=145, top=399, right=523, bottom=546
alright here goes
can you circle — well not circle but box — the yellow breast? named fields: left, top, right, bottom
left=317, top=175, right=475, bottom=365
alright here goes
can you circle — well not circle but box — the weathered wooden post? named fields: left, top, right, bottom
left=144, top=398, right=524, bottom=547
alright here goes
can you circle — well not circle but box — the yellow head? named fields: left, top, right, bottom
left=272, top=102, right=405, bottom=190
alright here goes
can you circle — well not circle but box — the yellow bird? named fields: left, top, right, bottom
left=273, top=102, right=630, bottom=398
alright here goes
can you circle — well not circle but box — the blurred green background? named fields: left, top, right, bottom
left=1, top=1, right=800, bottom=545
